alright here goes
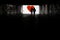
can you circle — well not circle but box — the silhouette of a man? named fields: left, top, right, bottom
left=31, top=7, right=36, bottom=16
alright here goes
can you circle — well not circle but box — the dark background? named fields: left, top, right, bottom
left=0, top=0, right=60, bottom=32
left=0, top=0, right=60, bottom=4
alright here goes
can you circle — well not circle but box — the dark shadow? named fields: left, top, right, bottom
left=31, top=7, right=36, bottom=16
